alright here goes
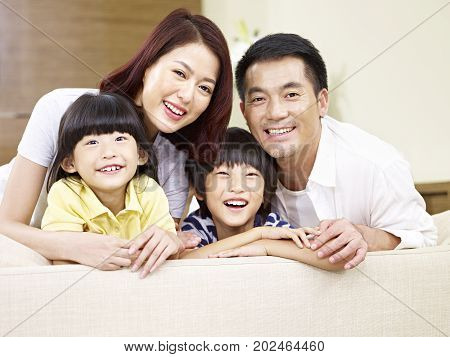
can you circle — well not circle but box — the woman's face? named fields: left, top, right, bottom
left=136, top=42, right=220, bottom=136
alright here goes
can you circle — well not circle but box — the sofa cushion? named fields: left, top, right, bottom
left=0, top=234, right=51, bottom=267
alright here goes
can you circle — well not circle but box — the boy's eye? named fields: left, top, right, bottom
left=246, top=172, right=259, bottom=177
left=216, top=171, right=229, bottom=176
left=286, top=92, right=299, bottom=98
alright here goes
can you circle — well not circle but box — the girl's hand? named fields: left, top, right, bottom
left=72, top=233, right=132, bottom=270
left=254, top=226, right=320, bottom=249
left=209, top=242, right=267, bottom=258
left=128, top=225, right=183, bottom=278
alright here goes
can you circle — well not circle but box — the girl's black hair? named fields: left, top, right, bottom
left=185, top=127, right=277, bottom=219
left=47, top=92, right=157, bottom=192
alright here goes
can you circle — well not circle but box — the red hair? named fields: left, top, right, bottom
left=99, top=8, right=232, bottom=163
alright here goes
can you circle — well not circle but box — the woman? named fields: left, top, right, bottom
left=0, top=9, right=232, bottom=274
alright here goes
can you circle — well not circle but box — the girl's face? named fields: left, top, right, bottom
left=61, top=131, right=147, bottom=196
left=203, top=163, right=265, bottom=230
left=136, top=42, right=220, bottom=137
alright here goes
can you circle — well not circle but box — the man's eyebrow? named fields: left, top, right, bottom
left=282, top=81, right=304, bottom=89
left=247, top=82, right=304, bottom=97
left=247, top=86, right=264, bottom=96
left=174, top=60, right=216, bottom=85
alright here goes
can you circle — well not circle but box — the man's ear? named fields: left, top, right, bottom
left=239, top=101, right=245, bottom=115
left=138, top=149, right=149, bottom=166
left=61, top=157, right=77, bottom=173
left=317, top=88, right=329, bottom=118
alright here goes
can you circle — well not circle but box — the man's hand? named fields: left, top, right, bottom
left=128, top=225, right=183, bottom=278
left=310, top=219, right=368, bottom=269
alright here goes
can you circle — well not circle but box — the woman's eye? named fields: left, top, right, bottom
left=199, top=85, right=212, bottom=94
left=174, top=70, right=186, bottom=79
left=116, top=136, right=127, bottom=142
left=86, top=140, right=98, bottom=145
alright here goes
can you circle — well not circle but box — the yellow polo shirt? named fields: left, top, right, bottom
left=41, top=176, right=176, bottom=239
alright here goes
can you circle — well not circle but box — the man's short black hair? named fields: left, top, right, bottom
left=235, top=33, right=328, bottom=101
left=185, top=127, right=277, bottom=219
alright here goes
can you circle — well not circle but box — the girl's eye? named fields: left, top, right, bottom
left=246, top=172, right=259, bottom=177
left=86, top=140, right=98, bottom=145
left=116, top=136, right=127, bottom=142
left=199, top=85, right=212, bottom=94
left=217, top=171, right=229, bottom=176
left=174, top=70, right=186, bottom=79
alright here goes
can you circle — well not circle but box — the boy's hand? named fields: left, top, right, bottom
left=254, top=226, right=320, bottom=249
left=128, top=225, right=183, bottom=278
left=209, top=242, right=267, bottom=258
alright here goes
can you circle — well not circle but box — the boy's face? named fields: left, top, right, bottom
left=61, top=131, right=147, bottom=196
left=203, top=163, right=265, bottom=229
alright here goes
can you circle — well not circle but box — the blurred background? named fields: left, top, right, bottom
left=0, top=0, right=449, bottom=212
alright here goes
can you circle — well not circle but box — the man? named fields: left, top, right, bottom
left=235, top=33, right=437, bottom=269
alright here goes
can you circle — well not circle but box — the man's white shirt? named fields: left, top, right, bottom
left=272, top=116, right=437, bottom=249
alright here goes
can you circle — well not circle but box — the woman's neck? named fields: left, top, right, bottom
left=134, top=92, right=159, bottom=141
left=213, top=216, right=256, bottom=241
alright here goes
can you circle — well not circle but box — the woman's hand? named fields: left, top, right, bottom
left=128, top=225, right=183, bottom=278
left=177, top=231, right=202, bottom=249
left=71, top=233, right=132, bottom=270
left=209, top=241, right=267, bottom=258
left=254, top=226, right=320, bottom=248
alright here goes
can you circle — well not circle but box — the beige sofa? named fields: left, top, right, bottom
left=1, top=211, right=449, bottom=337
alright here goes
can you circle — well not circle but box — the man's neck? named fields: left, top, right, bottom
left=214, top=217, right=255, bottom=241
left=277, top=125, right=322, bottom=192
left=93, top=187, right=126, bottom=216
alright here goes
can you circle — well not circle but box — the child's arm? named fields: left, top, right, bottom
left=180, top=226, right=318, bottom=259
left=210, top=239, right=347, bottom=271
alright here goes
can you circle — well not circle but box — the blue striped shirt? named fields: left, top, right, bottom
left=181, top=209, right=293, bottom=247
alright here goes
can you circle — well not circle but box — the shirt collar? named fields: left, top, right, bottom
left=80, top=177, right=144, bottom=220
left=308, top=117, right=336, bottom=187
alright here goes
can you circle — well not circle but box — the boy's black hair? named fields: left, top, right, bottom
left=47, top=92, right=157, bottom=192
left=235, top=33, right=328, bottom=101
left=185, top=127, right=277, bottom=219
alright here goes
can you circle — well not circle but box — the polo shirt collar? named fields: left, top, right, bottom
left=308, top=117, right=336, bottom=187
left=80, top=177, right=143, bottom=220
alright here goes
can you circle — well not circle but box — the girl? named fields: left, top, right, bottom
left=179, top=128, right=345, bottom=271
left=0, top=9, right=232, bottom=273
left=41, top=92, right=177, bottom=274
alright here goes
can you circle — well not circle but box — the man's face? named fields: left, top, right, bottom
left=241, top=56, right=327, bottom=160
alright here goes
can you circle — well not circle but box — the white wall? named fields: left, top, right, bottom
left=203, top=0, right=450, bottom=183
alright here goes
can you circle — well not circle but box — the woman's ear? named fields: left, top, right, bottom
left=61, top=157, right=77, bottom=173
left=138, top=149, right=149, bottom=166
